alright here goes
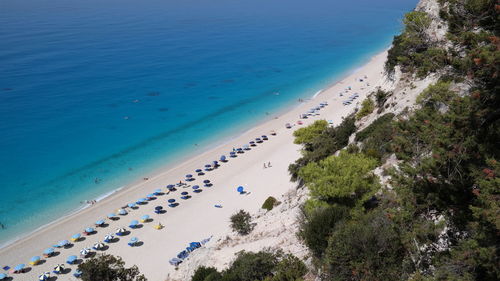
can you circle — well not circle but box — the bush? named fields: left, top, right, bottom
left=78, top=254, right=146, bottom=281
left=298, top=151, right=380, bottom=208
left=356, top=98, right=375, bottom=120
left=270, top=253, right=308, bottom=281
left=262, top=196, right=278, bottom=211
left=222, top=251, right=279, bottom=281
left=191, top=266, right=221, bottom=281
left=355, top=113, right=395, bottom=160
left=324, top=210, right=407, bottom=281
left=230, top=210, right=253, bottom=235
left=298, top=205, right=350, bottom=258
left=293, top=120, right=329, bottom=145
left=289, top=115, right=356, bottom=181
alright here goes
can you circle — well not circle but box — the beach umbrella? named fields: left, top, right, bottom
left=185, top=174, right=192, bottom=178
left=204, top=164, right=211, bottom=168
left=243, top=144, right=250, bottom=150
left=166, top=184, right=175, bottom=190
left=80, top=248, right=90, bottom=257
left=249, top=141, right=255, bottom=145
left=237, top=186, right=244, bottom=193
left=107, top=213, right=116, bottom=219
left=85, top=227, right=95, bottom=234
left=155, top=206, right=163, bottom=210
left=129, top=220, right=139, bottom=228
left=203, top=179, right=210, bottom=184
left=95, top=220, right=105, bottom=226
left=181, top=191, right=188, bottom=195
left=128, top=203, right=136, bottom=208
left=137, top=198, right=147, bottom=204
left=30, top=256, right=41, bottom=265
left=141, top=215, right=150, bottom=222
left=220, top=155, right=226, bottom=161
left=58, top=240, right=70, bottom=247
left=168, top=199, right=176, bottom=203
left=93, top=242, right=105, bottom=250
left=38, top=272, right=50, bottom=281
left=71, top=233, right=81, bottom=242
left=154, top=188, right=162, bottom=195
left=146, top=193, right=155, bottom=199
left=44, top=248, right=54, bottom=256
left=213, top=160, right=218, bottom=165
left=116, top=228, right=127, bottom=235
left=104, top=234, right=114, bottom=243
left=130, top=237, right=138, bottom=243
left=118, top=209, right=128, bottom=215
left=73, top=269, right=82, bottom=278
left=14, top=264, right=25, bottom=272
left=53, top=264, right=65, bottom=274
left=0, top=273, right=6, bottom=280
left=229, top=151, right=236, bottom=156
left=195, top=169, right=202, bottom=173
left=66, top=255, right=77, bottom=264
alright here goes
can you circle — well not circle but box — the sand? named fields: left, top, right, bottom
left=0, top=50, right=388, bottom=281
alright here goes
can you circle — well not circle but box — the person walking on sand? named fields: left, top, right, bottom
left=263, top=163, right=267, bottom=169
left=268, top=161, right=272, bottom=167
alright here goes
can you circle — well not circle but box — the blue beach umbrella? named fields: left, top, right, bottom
left=185, top=174, right=192, bottom=178
left=203, top=179, right=210, bottom=184
left=73, top=269, right=82, bottom=278
left=85, top=227, right=95, bottom=234
left=71, top=233, right=81, bottom=241
left=141, top=215, right=150, bottom=221
left=192, top=185, right=200, bottom=190
left=128, top=203, right=136, bottom=208
left=118, top=208, right=128, bottom=215
left=195, top=169, right=202, bottom=173
left=0, top=273, right=7, bottom=280
left=249, top=141, right=255, bottom=145
left=14, top=264, right=25, bottom=271
left=181, top=191, right=188, bottom=195
left=95, top=220, right=105, bottom=226
left=30, top=256, right=41, bottom=264
left=166, top=184, right=175, bottom=190
left=129, top=237, right=138, bottom=244
left=137, top=198, right=147, bottom=204
left=229, top=151, right=236, bottom=155
left=66, top=255, right=77, bottom=264
left=129, top=220, right=139, bottom=227
left=107, top=213, right=116, bottom=219
left=237, top=186, right=244, bottom=193
left=213, top=160, right=218, bottom=165
left=44, top=248, right=54, bottom=255
left=58, top=240, right=70, bottom=247
left=204, top=164, right=211, bottom=168
left=154, top=188, right=162, bottom=195
left=146, top=193, right=155, bottom=199
left=168, top=199, right=176, bottom=203
left=155, top=206, right=163, bottom=210
left=220, top=155, right=226, bottom=161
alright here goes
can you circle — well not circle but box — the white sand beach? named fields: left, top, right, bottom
left=0, top=51, right=388, bottom=281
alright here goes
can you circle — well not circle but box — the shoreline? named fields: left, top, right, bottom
left=0, top=49, right=389, bottom=280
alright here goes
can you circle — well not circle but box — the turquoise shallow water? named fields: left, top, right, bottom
left=0, top=0, right=417, bottom=245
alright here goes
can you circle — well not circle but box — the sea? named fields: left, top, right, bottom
left=0, top=0, right=418, bottom=246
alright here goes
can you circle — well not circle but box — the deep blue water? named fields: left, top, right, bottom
left=0, top=0, right=417, bottom=245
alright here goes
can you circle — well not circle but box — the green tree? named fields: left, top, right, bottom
left=298, top=151, right=379, bottom=207
left=356, top=98, right=375, bottom=120
left=222, top=251, right=279, bottom=281
left=293, top=120, right=328, bottom=145
left=262, top=196, right=278, bottom=211
left=78, top=254, right=146, bottom=281
left=191, top=266, right=222, bottom=281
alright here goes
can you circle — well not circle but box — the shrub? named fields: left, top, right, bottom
left=270, top=253, right=308, bottom=281
left=222, top=251, right=279, bottom=281
left=298, top=151, right=380, bottom=208
left=230, top=210, right=253, bottom=235
left=191, top=266, right=221, bottom=281
left=293, top=120, right=328, bottom=145
left=298, top=205, right=350, bottom=258
left=355, top=113, right=395, bottom=160
left=262, top=196, right=278, bottom=211
left=356, top=98, right=375, bottom=120
left=78, top=254, right=146, bottom=281
left=289, top=115, right=356, bottom=181
left=324, top=210, right=407, bottom=281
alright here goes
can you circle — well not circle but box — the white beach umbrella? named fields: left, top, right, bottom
left=53, top=264, right=65, bottom=274
left=80, top=248, right=90, bottom=257
left=116, top=228, right=126, bottom=235
left=39, top=272, right=50, bottom=281
left=104, top=234, right=114, bottom=243
left=93, top=242, right=105, bottom=250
